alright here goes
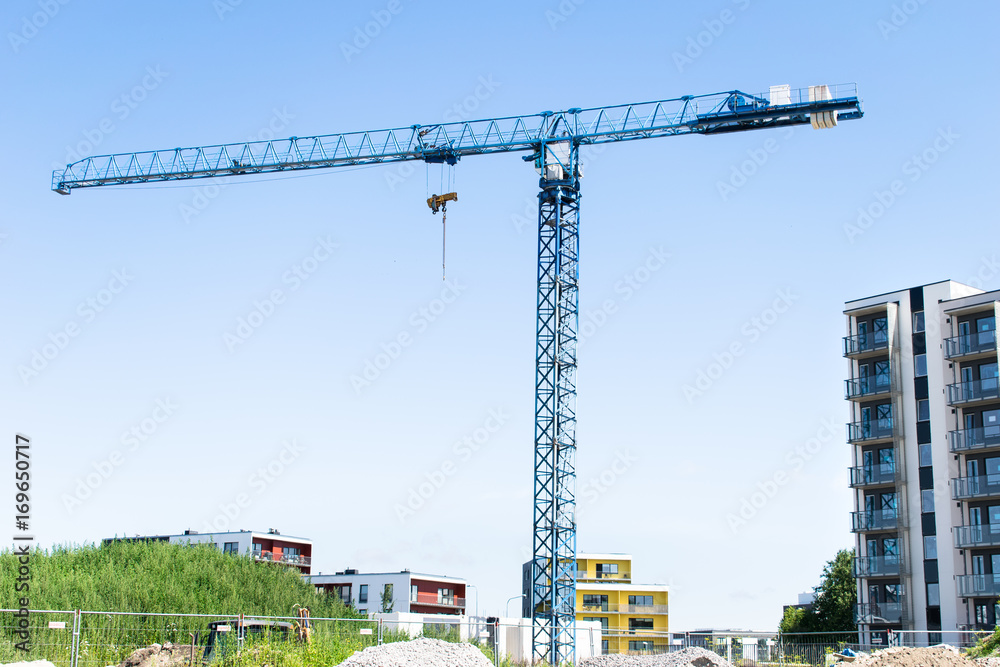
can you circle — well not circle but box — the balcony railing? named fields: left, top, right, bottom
left=957, top=574, right=1000, bottom=598
left=952, top=475, right=1000, bottom=500
left=855, top=602, right=903, bottom=625
left=580, top=603, right=667, bottom=614
left=847, top=419, right=894, bottom=443
left=948, top=378, right=1000, bottom=405
left=253, top=551, right=311, bottom=566
left=955, top=524, right=1000, bottom=549
left=411, top=592, right=465, bottom=608
left=849, top=464, right=896, bottom=488
left=945, top=331, right=998, bottom=360
left=845, top=376, right=892, bottom=400
left=950, top=427, right=1000, bottom=453
left=576, top=571, right=630, bottom=581
left=853, top=556, right=901, bottom=577
left=844, top=333, right=889, bottom=358
left=851, top=510, right=898, bottom=533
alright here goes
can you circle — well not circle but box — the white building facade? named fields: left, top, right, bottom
left=306, top=569, right=467, bottom=616
left=845, top=280, right=1000, bottom=640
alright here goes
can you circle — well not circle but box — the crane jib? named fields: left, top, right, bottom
left=52, top=84, right=862, bottom=193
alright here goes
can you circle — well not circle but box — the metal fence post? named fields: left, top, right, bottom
left=377, top=618, right=383, bottom=645
left=70, top=609, right=81, bottom=667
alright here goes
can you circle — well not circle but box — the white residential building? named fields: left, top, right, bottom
left=845, top=280, right=1000, bottom=641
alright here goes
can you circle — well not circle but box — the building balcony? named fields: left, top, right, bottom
left=576, top=571, right=631, bottom=583
left=847, top=419, right=894, bottom=444
left=853, top=556, right=901, bottom=578
left=579, top=603, right=668, bottom=615
left=948, top=379, right=1000, bottom=406
left=849, top=464, right=896, bottom=488
left=855, top=602, right=903, bottom=625
left=253, top=551, right=311, bottom=567
left=957, top=574, right=1000, bottom=598
left=844, top=333, right=890, bottom=359
left=952, top=476, right=1000, bottom=501
left=949, top=427, right=1000, bottom=453
left=411, top=592, right=465, bottom=609
left=945, top=332, right=998, bottom=361
left=955, top=525, right=1000, bottom=549
left=845, top=377, right=892, bottom=401
left=850, top=510, right=898, bottom=533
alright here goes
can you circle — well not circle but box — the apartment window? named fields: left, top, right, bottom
left=583, top=594, right=609, bottom=611
left=602, top=640, right=609, bottom=652
left=411, top=585, right=418, bottom=603
left=874, top=317, right=888, bottom=345
left=917, top=399, right=930, bottom=422
left=628, top=595, right=653, bottom=607
left=285, top=547, right=300, bottom=557
left=927, top=583, right=940, bottom=607
left=921, top=489, right=935, bottom=513
left=913, top=312, right=925, bottom=333
left=918, top=444, right=933, bottom=467
left=223, top=542, right=239, bottom=554
left=976, top=603, right=989, bottom=627
left=914, top=354, right=927, bottom=378
left=629, top=618, right=654, bottom=632
left=583, top=617, right=609, bottom=630
left=924, top=535, right=937, bottom=559
left=629, top=641, right=655, bottom=652
left=359, top=584, right=368, bottom=604
left=438, top=588, right=455, bottom=605
left=358, top=609, right=367, bottom=615
left=337, top=585, right=351, bottom=605
left=596, top=563, right=618, bottom=578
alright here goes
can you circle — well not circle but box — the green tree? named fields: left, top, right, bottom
left=780, top=549, right=857, bottom=634
left=381, top=583, right=395, bottom=613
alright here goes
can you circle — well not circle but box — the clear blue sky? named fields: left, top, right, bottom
left=2, top=0, right=998, bottom=630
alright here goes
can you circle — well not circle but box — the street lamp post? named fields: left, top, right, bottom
left=506, top=594, right=525, bottom=618
left=467, top=584, right=480, bottom=639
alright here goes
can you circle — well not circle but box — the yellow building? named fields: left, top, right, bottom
left=576, top=553, right=669, bottom=654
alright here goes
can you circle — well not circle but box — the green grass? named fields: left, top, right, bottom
left=0, top=540, right=357, bottom=616
left=0, top=540, right=364, bottom=667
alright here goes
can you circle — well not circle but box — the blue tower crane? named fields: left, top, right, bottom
left=52, top=83, right=863, bottom=665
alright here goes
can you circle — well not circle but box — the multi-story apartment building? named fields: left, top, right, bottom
left=306, top=569, right=467, bottom=616
left=522, top=553, right=669, bottom=654
left=104, top=528, right=313, bottom=574
left=845, top=280, right=1000, bottom=641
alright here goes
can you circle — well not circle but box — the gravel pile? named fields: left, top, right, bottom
left=118, top=642, right=197, bottom=667
left=580, top=646, right=736, bottom=667
left=337, top=638, right=493, bottom=667
left=854, top=646, right=970, bottom=667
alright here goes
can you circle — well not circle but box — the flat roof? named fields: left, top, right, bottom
left=843, top=279, right=957, bottom=306
left=306, top=571, right=466, bottom=584
left=109, top=530, right=312, bottom=544
left=577, top=582, right=669, bottom=592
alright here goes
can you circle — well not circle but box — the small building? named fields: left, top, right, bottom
left=103, top=528, right=312, bottom=574
left=522, top=553, right=669, bottom=654
left=306, top=569, right=467, bottom=616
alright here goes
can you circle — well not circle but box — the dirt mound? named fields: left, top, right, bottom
left=580, top=646, right=737, bottom=667
left=855, top=646, right=970, bottom=667
left=118, top=643, right=198, bottom=667
left=337, top=638, right=492, bottom=667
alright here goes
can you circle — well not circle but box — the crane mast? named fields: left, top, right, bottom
left=52, top=83, right=863, bottom=665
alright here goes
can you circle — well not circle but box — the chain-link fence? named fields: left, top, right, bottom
left=2, top=612, right=995, bottom=667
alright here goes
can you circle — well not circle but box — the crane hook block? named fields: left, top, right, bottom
left=427, top=192, right=458, bottom=214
